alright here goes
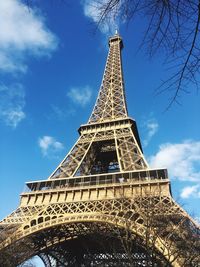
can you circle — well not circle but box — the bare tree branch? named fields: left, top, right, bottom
left=89, top=0, right=200, bottom=108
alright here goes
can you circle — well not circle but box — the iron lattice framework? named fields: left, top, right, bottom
left=0, top=33, right=199, bottom=267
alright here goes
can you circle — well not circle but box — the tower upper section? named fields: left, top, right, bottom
left=88, top=33, right=128, bottom=124
left=46, top=33, right=149, bottom=180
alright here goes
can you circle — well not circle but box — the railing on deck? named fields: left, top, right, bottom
left=23, top=169, right=168, bottom=193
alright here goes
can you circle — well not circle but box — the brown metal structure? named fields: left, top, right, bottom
left=0, top=33, right=199, bottom=267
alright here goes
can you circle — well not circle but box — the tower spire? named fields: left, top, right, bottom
left=89, top=33, right=128, bottom=123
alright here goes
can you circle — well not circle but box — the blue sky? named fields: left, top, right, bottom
left=0, top=0, right=199, bottom=250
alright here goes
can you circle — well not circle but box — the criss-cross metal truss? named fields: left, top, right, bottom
left=0, top=33, right=199, bottom=267
left=49, top=34, right=147, bottom=180
left=88, top=34, right=128, bottom=123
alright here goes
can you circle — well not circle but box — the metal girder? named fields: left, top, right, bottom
left=89, top=35, right=128, bottom=124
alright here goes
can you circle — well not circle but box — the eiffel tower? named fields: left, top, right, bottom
left=0, top=33, right=199, bottom=267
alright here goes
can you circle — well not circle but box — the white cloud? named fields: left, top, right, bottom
left=67, top=86, right=92, bottom=107
left=83, top=0, right=120, bottom=33
left=50, top=104, right=75, bottom=120
left=149, top=140, right=200, bottom=182
left=38, top=136, right=64, bottom=157
left=180, top=185, right=200, bottom=199
left=0, top=0, right=58, bottom=73
left=143, top=119, right=159, bottom=146
left=0, top=83, right=26, bottom=127
left=194, top=216, right=200, bottom=224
